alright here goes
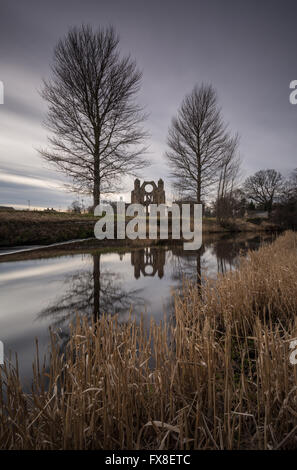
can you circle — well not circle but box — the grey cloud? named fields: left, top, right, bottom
left=0, top=0, right=297, bottom=209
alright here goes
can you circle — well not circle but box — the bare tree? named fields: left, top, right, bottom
left=244, top=169, right=284, bottom=214
left=289, top=168, right=297, bottom=196
left=272, top=169, right=297, bottom=229
left=39, top=25, right=148, bottom=206
left=215, top=135, right=242, bottom=221
left=217, top=135, right=241, bottom=200
left=165, top=84, right=233, bottom=203
left=279, top=168, right=297, bottom=202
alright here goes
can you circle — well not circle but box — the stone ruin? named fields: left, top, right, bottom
left=131, top=247, right=165, bottom=279
left=131, top=179, right=165, bottom=212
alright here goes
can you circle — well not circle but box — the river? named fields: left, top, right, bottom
left=0, top=232, right=277, bottom=386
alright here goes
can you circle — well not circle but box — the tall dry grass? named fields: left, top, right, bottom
left=0, top=231, right=297, bottom=449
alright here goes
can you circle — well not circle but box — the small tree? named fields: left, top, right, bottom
left=215, top=189, right=247, bottom=222
left=243, top=169, right=284, bottom=214
left=287, top=168, right=297, bottom=199
left=40, top=25, right=148, bottom=207
left=217, top=135, right=241, bottom=200
left=272, top=168, right=297, bottom=229
left=216, top=135, right=242, bottom=222
left=69, top=200, right=82, bottom=214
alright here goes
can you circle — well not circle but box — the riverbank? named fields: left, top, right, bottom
left=0, top=231, right=296, bottom=449
left=0, top=210, right=96, bottom=246
left=0, top=231, right=277, bottom=262
left=0, top=209, right=278, bottom=247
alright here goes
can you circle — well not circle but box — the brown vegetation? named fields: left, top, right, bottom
left=0, top=210, right=96, bottom=246
left=0, top=209, right=278, bottom=248
left=0, top=231, right=297, bottom=450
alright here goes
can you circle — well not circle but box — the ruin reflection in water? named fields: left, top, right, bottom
left=0, top=232, right=277, bottom=384
left=38, top=232, right=276, bottom=328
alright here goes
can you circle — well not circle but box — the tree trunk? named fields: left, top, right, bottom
left=197, top=175, right=201, bottom=204
left=196, top=148, right=201, bottom=203
left=267, top=198, right=273, bottom=217
left=93, top=155, right=100, bottom=208
left=93, top=254, right=100, bottom=321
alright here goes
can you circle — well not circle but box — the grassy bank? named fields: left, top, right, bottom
left=1, top=231, right=297, bottom=449
left=0, top=210, right=96, bottom=246
left=0, top=209, right=278, bottom=247
left=0, top=231, right=277, bottom=263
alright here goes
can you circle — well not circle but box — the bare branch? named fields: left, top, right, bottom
left=39, top=24, right=149, bottom=206
left=243, top=169, right=284, bottom=213
left=165, top=83, right=234, bottom=203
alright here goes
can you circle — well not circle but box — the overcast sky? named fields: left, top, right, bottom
left=0, top=0, right=297, bottom=209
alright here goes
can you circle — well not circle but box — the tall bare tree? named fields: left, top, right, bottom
left=165, top=84, right=233, bottom=203
left=40, top=25, right=148, bottom=206
left=217, top=135, right=241, bottom=200
left=244, top=169, right=284, bottom=214
left=215, top=135, right=242, bottom=221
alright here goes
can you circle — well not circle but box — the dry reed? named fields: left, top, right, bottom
left=0, top=231, right=297, bottom=449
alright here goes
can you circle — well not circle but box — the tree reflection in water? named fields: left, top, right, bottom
left=38, top=234, right=276, bottom=338
left=168, top=233, right=276, bottom=294
left=38, top=253, right=144, bottom=329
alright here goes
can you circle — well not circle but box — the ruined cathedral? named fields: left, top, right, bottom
left=131, top=179, right=165, bottom=211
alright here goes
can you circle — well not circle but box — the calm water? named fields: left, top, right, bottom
left=0, top=232, right=276, bottom=385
